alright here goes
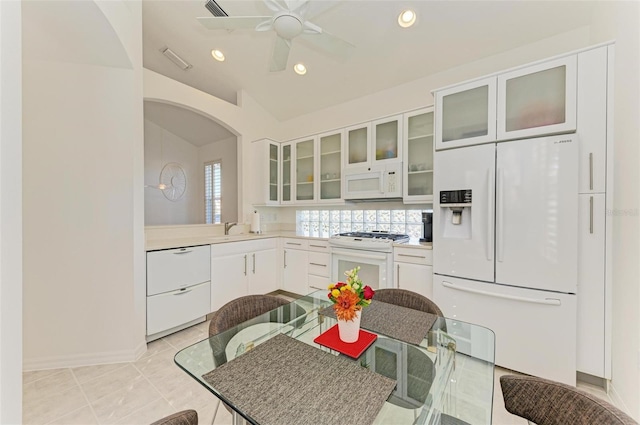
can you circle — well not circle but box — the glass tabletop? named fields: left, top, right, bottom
left=174, top=291, right=495, bottom=425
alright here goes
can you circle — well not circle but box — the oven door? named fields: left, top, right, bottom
left=331, top=247, right=393, bottom=289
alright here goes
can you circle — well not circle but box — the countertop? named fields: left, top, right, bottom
left=146, top=232, right=432, bottom=252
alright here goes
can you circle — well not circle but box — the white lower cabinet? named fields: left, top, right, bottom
left=577, top=193, right=606, bottom=377
left=146, top=245, right=211, bottom=339
left=147, top=282, right=211, bottom=336
left=210, top=239, right=278, bottom=311
left=308, top=241, right=331, bottom=291
left=282, top=238, right=309, bottom=295
left=393, top=247, right=433, bottom=298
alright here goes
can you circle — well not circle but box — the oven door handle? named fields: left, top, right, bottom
left=331, top=248, right=388, bottom=261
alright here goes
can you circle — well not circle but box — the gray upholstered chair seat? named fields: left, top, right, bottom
left=500, top=375, right=637, bottom=425
left=150, top=409, right=198, bottom=425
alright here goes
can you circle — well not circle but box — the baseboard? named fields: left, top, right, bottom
left=145, top=316, right=206, bottom=342
left=576, top=371, right=607, bottom=389
left=23, top=340, right=147, bottom=371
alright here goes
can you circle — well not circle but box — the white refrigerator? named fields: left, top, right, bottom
left=433, top=134, right=578, bottom=385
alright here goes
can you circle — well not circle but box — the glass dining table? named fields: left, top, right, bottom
left=174, top=291, right=495, bottom=425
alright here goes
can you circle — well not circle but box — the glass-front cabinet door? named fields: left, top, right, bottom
left=294, top=137, right=316, bottom=203
left=372, top=115, right=402, bottom=164
left=268, top=142, right=279, bottom=203
left=434, top=76, right=497, bottom=150
left=281, top=143, right=292, bottom=204
left=497, top=56, right=577, bottom=141
left=317, top=130, right=343, bottom=202
left=403, top=107, right=434, bottom=202
left=344, top=123, right=370, bottom=169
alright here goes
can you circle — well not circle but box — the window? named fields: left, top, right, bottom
left=296, top=209, right=430, bottom=239
left=205, top=160, right=222, bottom=224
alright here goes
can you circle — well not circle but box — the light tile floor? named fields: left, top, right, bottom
left=24, top=307, right=615, bottom=425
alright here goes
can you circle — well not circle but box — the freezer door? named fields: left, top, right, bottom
left=495, top=135, right=578, bottom=293
left=434, top=274, right=577, bottom=385
left=433, top=143, right=495, bottom=282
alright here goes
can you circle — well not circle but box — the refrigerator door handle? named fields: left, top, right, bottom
left=487, top=168, right=494, bottom=261
left=441, top=280, right=561, bottom=306
left=496, top=168, right=505, bottom=262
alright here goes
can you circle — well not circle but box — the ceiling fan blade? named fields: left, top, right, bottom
left=197, top=16, right=271, bottom=30
left=301, top=30, right=355, bottom=61
left=269, top=36, right=291, bottom=72
left=255, top=19, right=274, bottom=32
left=264, top=0, right=285, bottom=13
left=284, top=0, right=309, bottom=14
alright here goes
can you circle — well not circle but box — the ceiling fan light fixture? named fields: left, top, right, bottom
left=294, top=63, right=307, bottom=75
left=273, top=14, right=303, bottom=39
left=211, top=49, right=225, bottom=61
left=398, top=9, right=416, bottom=28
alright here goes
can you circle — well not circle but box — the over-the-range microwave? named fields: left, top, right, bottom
left=343, top=162, right=403, bottom=200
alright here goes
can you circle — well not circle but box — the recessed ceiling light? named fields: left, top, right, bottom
left=293, top=63, right=307, bottom=75
left=211, top=49, right=225, bottom=61
left=398, top=9, right=416, bottom=28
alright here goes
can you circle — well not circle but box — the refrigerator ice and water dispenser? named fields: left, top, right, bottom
left=439, top=189, right=472, bottom=239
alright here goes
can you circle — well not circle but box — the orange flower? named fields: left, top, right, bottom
left=333, top=290, right=361, bottom=321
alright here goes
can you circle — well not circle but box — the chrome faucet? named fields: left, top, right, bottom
left=224, top=222, right=237, bottom=235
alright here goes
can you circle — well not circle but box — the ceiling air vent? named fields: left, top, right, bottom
left=205, top=0, right=228, bottom=17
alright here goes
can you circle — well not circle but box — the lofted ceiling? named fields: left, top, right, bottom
left=142, top=0, right=595, bottom=122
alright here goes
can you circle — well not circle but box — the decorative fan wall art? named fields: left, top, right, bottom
left=159, top=162, right=187, bottom=201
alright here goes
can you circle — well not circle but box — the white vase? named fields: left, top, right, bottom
left=337, top=309, right=361, bottom=343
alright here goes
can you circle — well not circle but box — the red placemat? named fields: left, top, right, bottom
left=314, top=325, right=377, bottom=359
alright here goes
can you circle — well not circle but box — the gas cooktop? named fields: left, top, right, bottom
left=336, top=231, right=410, bottom=242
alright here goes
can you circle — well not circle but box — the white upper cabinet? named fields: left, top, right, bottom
left=344, top=122, right=371, bottom=169
left=294, top=136, right=317, bottom=203
left=403, top=107, right=434, bottom=203
left=435, top=77, right=497, bottom=150
left=344, top=115, right=403, bottom=170
left=281, top=143, right=293, bottom=204
left=251, top=139, right=281, bottom=206
left=317, top=130, right=344, bottom=203
left=497, top=56, right=577, bottom=141
left=372, top=114, right=403, bottom=164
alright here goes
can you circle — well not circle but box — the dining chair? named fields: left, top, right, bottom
left=500, top=375, right=637, bottom=425
left=207, top=294, right=308, bottom=423
left=150, top=409, right=198, bottom=425
left=374, top=288, right=444, bottom=317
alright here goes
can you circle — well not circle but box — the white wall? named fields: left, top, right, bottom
left=144, top=120, right=200, bottom=225
left=22, top=1, right=146, bottom=369
left=198, top=136, right=238, bottom=223
left=0, top=1, right=23, bottom=422
left=588, top=1, right=640, bottom=418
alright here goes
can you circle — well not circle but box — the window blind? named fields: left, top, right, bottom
left=205, top=160, right=222, bottom=224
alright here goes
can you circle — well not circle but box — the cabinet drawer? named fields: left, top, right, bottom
left=309, top=274, right=331, bottom=291
left=394, top=247, right=432, bottom=265
left=210, top=238, right=277, bottom=257
left=282, top=238, right=308, bottom=250
left=147, top=281, right=211, bottom=336
left=307, top=240, right=330, bottom=252
left=147, top=246, right=211, bottom=296
left=308, top=252, right=330, bottom=277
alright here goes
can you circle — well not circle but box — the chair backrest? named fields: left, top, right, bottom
left=374, top=288, right=444, bottom=317
left=208, top=295, right=306, bottom=366
left=500, top=375, right=638, bottom=425
left=150, top=409, right=198, bottom=425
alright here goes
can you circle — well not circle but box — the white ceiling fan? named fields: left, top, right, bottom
left=197, top=0, right=354, bottom=72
